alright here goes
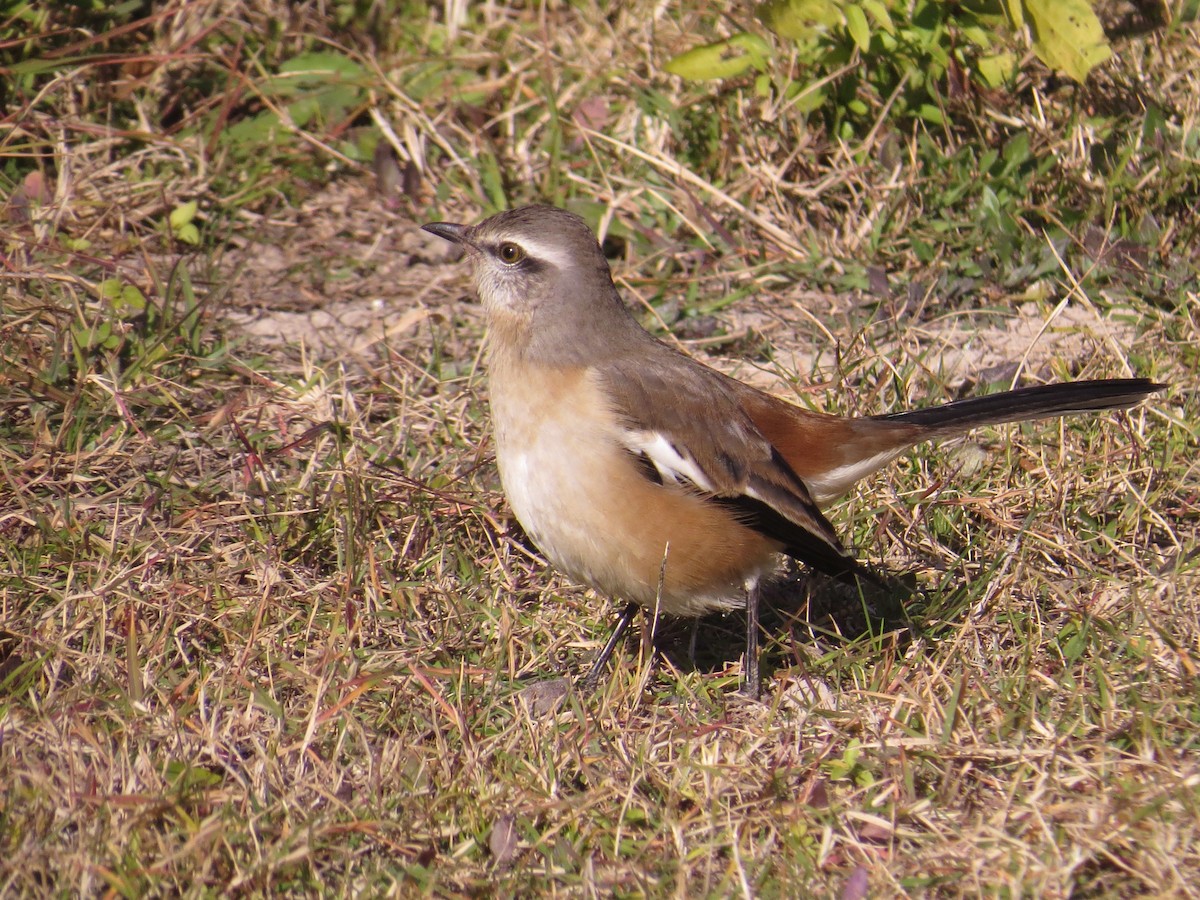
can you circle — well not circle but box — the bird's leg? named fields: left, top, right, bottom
left=741, top=578, right=761, bottom=699
left=687, top=618, right=700, bottom=670
left=579, top=600, right=640, bottom=694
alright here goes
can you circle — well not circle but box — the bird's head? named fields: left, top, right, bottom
left=423, top=205, right=642, bottom=363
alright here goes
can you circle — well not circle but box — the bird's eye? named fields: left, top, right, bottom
left=497, top=242, right=525, bottom=265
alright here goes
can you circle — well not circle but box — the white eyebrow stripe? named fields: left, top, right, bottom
left=504, top=237, right=577, bottom=269
left=622, top=430, right=715, bottom=492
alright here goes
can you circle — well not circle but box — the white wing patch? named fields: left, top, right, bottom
left=622, top=430, right=715, bottom=492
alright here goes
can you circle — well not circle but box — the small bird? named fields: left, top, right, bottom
left=423, top=205, right=1162, bottom=698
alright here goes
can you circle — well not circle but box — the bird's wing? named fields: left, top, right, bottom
left=597, top=348, right=867, bottom=583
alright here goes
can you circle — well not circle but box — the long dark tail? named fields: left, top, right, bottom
left=872, top=378, right=1164, bottom=436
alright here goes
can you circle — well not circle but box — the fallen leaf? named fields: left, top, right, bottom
left=489, top=813, right=518, bottom=868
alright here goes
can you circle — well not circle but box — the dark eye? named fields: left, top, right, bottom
left=497, top=242, right=525, bottom=264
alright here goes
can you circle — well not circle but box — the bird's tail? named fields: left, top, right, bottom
left=871, top=378, right=1163, bottom=436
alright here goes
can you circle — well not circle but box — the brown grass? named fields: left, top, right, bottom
left=1, top=2, right=1198, bottom=896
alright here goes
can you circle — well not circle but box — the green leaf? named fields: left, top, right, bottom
left=286, top=95, right=322, bottom=129
left=221, top=110, right=279, bottom=148
left=976, top=51, right=1017, bottom=87
left=166, top=760, right=224, bottom=791
left=117, top=284, right=147, bottom=316
left=918, top=103, right=945, bottom=125
left=273, top=51, right=366, bottom=93
left=757, top=0, right=843, bottom=40
left=1024, top=0, right=1111, bottom=83
left=216, top=49, right=368, bottom=156
left=100, top=280, right=148, bottom=318
left=979, top=185, right=1001, bottom=219
left=169, top=200, right=198, bottom=230
left=845, top=4, right=871, bottom=51
left=961, top=24, right=992, bottom=49
left=859, top=0, right=895, bottom=33
left=10, top=55, right=88, bottom=77
left=169, top=202, right=201, bottom=245
left=80, top=320, right=113, bottom=350
left=1002, top=130, right=1031, bottom=168
left=665, top=33, right=771, bottom=81
left=824, top=740, right=863, bottom=781
left=99, top=279, right=124, bottom=301
left=175, top=223, right=200, bottom=246
left=787, top=81, right=828, bottom=112
left=1061, top=624, right=1088, bottom=662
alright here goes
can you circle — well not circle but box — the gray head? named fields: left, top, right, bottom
left=422, top=205, right=647, bottom=364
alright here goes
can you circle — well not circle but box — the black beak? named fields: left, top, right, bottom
left=422, top=221, right=474, bottom=248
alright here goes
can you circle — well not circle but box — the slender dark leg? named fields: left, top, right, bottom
left=580, top=601, right=640, bottom=693
left=741, top=580, right=761, bottom=699
left=687, top=618, right=700, bottom=670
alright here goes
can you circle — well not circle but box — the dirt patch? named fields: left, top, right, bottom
left=219, top=179, right=472, bottom=361
left=724, top=290, right=1140, bottom=399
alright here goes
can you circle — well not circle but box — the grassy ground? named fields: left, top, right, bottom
left=2, top=2, right=1198, bottom=896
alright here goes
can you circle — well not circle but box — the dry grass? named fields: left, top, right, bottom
left=2, top=2, right=1198, bottom=896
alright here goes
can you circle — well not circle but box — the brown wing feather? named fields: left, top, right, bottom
left=596, top=346, right=869, bottom=582
left=734, top=385, right=924, bottom=502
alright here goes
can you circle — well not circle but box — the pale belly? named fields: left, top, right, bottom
left=489, top=365, right=778, bottom=617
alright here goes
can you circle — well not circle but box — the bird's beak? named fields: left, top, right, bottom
left=422, top=221, right=477, bottom=251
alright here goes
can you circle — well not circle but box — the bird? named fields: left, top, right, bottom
left=422, top=204, right=1163, bottom=698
